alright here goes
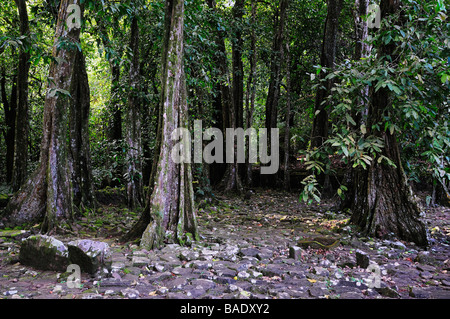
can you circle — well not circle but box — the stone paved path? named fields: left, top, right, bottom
left=0, top=190, right=449, bottom=299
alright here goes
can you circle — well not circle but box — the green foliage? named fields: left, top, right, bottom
left=299, top=0, right=449, bottom=204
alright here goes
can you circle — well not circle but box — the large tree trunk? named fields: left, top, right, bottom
left=70, top=47, right=96, bottom=213
left=125, top=17, right=144, bottom=209
left=348, top=0, right=427, bottom=247
left=310, top=0, right=343, bottom=149
left=12, top=0, right=30, bottom=192
left=2, top=0, right=93, bottom=232
left=129, top=0, right=198, bottom=249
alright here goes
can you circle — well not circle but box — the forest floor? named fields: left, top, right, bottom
left=0, top=188, right=449, bottom=300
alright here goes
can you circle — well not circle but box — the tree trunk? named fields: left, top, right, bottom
left=69, top=46, right=96, bottom=213
left=341, top=0, right=371, bottom=209
left=125, top=17, right=144, bottom=210
left=263, top=0, right=288, bottom=187
left=283, top=41, right=291, bottom=191
left=2, top=0, right=93, bottom=232
left=232, top=0, right=245, bottom=131
left=133, top=0, right=198, bottom=249
left=245, top=0, right=257, bottom=187
left=12, top=0, right=30, bottom=192
left=108, top=63, right=122, bottom=142
left=348, top=0, right=428, bottom=247
left=310, top=0, right=343, bottom=149
left=1, top=66, right=17, bottom=184
left=207, top=0, right=243, bottom=194
left=265, top=0, right=288, bottom=133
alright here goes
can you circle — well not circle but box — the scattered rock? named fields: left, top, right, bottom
left=414, top=251, right=438, bottom=266
left=375, top=286, right=400, bottom=298
left=121, top=288, right=140, bottom=299
left=355, top=250, right=370, bottom=268
left=289, top=246, right=302, bottom=260
left=68, top=239, right=111, bottom=274
left=132, top=256, right=150, bottom=267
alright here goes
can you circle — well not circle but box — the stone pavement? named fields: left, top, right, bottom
left=0, top=191, right=449, bottom=299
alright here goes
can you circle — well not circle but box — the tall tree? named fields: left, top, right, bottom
left=125, top=16, right=144, bottom=209
left=207, top=0, right=243, bottom=193
left=1, top=65, right=17, bottom=184
left=2, top=0, right=94, bottom=232
left=263, top=0, right=288, bottom=187
left=283, top=41, right=292, bottom=190
left=12, top=0, right=30, bottom=192
left=232, top=0, right=245, bottom=131
left=310, top=0, right=343, bottom=149
left=265, top=0, right=288, bottom=132
left=125, top=0, right=199, bottom=249
left=245, top=0, right=257, bottom=187
left=348, top=0, right=428, bottom=246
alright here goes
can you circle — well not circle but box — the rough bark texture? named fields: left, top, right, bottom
left=69, top=48, right=96, bottom=213
left=137, top=0, right=198, bottom=249
left=125, top=17, right=144, bottom=209
left=12, top=0, right=30, bottom=192
left=348, top=0, right=428, bottom=247
left=2, top=0, right=93, bottom=232
left=310, top=0, right=343, bottom=149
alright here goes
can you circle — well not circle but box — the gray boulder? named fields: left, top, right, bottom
left=68, top=239, right=111, bottom=274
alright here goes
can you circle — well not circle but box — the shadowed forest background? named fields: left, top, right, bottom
left=0, top=0, right=449, bottom=250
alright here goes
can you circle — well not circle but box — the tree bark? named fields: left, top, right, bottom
left=131, top=0, right=198, bottom=249
left=262, top=0, right=288, bottom=187
left=2, top=0, right=93, bottom=232
left=283, top=41, right=291, bottom=191
left=232, top=0, right=245, bottom=131
left=1, top=66, right=17, bottom=184
left=310, top=0, right=343, bottom=149
left=265, top=0, right=288, bottom=133
left=207, top=0, right=243, bottom=194
left=69, top=47, right=96, bottom=213
left=245, top=0, right=257, bottom=187
left=348, top=0, right=428, bottom=247
left=125, top=17, right=144, bottom=209
left=12, top=0, right=30, bottom=192
left=341, top=0, right=371, bottom=209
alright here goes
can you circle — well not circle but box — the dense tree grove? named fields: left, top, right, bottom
left=0, top=0, right=448, bottom=247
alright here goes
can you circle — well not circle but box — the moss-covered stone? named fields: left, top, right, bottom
left=19, top=235, right=69, bottom=271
